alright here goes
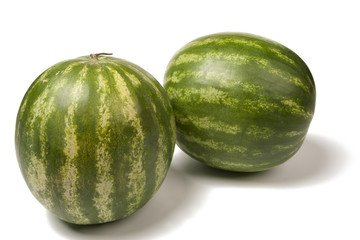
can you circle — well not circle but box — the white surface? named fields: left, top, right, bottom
left=1, top=0, right=359, bottom=239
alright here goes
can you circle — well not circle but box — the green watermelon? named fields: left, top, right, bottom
left=15, top=53, right=176, bottom=224
left=164, top=33, right=316, bottom=172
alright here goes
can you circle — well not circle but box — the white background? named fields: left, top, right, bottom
left=1, top=0, right=359, bottom=239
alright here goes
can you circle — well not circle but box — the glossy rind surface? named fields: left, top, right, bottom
left=164, top=33, right=316, bottom=172
left=15, top=56, right=176, bottom=224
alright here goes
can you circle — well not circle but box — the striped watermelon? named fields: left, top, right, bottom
left=164, top=33, right=316, bottom=172
left=15, top=53, right=176, bottom=224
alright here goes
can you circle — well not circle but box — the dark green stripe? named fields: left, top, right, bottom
left=122, top=66, right=157, bottom=214
left=71, top=63, right=103, bottom=222
left=101, top=66, right=130, bottom=219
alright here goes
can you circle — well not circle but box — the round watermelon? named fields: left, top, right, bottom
left=164, top=33, right=316, bottom=172
left=15, top=53, right=176, bottom=224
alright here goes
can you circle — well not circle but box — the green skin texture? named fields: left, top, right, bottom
left=164, top=33, right=316, bottom=172
left=15, top=55, right=176, bottom=224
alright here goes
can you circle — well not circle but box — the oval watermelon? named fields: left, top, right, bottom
left=164, top=33, right=316, bottom=172
left=15, top=53, right=176, bottom=224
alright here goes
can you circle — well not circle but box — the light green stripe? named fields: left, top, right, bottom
left=202, top=71, right=264, bottom=92
left=245, top=125, right=275, bottom=140
left=266, top=67, right=309, bottom=93
left=268, top=47, right=297, bottom=66
left=281, top=98, right=313, bottom=119
left=153, top=102, right=169, bottom=191
left=93, top=73, right=115, bottom=222
left=170, top=51, right=309, bottom=93
left=176, top=112, right=242, bottom=135
left=125, top=64, right=176, bottom=189
left=283, top=130, right=305, bottom=137
left=61, top=69, right=89, bottom=224
left=207, top=156, right=270, bottom=169
left=167, top=86, right=239, bottom=106
left=62, top=62, right=82, bottom=74
left=242, top=96, right=279, bottom=113
left=272, top=134, right=304, bottom=155
left=26, top=77, right=67, bottom=211
left=180, top=132, right=247, bottom=154
left=179, top=36, right=264, bottom=54
left=124, top=71, right=141, bottom=87
left=243, top=96, right=312, bottom=119
left=166, top=70, right=205, bottom=84
left=171, top=51, right=250, bottom=66
left=26, top=153, right=53, bottom=209
left=110, top=67, right=146, bottom=215
left=130, top=65, right=177, bottom=143
left=177, top=34, right=296, bottom=66
left=126, top=64, right=169, bottom=111
left=107, top=67, right=142, bottom=121
left=166, top=69, right=263, bottom=94
left=170, top=113, right=176, bottom=143
left=17, top=76, right=45, bottom=122
left=271, top=142, right=298, bottom=153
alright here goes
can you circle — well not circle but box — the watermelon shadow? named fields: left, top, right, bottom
left=47, top=160, right=207, bottom=239
left=176, top=134, right=348, bottom=188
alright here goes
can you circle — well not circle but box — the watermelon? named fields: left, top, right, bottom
left=15, top=53, right=176, bottom=224
left=164, top=33, right=316, bottom=172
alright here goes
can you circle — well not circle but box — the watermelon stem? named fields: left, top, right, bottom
left=90, top=53, right=113, bottom=60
